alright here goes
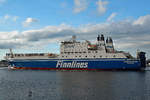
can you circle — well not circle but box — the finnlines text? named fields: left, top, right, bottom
left=56, top=61, right=88, bottom=68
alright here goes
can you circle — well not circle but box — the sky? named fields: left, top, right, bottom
left=0, top=0, right=150, bottom=59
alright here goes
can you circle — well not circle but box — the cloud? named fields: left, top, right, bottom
left=0, top=31, right=26, bottom=49
left=73, top=0, right=88, bottom=13
left=0, top=14, right=19, bottom=23
left=4, top=14, right=10, bottom=20
left=96, top=0, right=109, bottom=15
left=133, top=15, right=150, bottom=25
left=22, top=17, right=38, bottom=27
left=107, top=13, right=117, bottom=22
left=0, top=15, right=150, bottom=58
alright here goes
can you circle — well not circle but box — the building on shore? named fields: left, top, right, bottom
left=0, top=60, right=9, bottom=67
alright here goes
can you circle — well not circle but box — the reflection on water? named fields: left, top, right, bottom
left=0, top=69, right=150, bottom=100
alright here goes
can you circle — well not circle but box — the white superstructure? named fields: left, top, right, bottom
left=59, top=35, right=127, bottom=59
left=5, top=34, right=132, bottom=60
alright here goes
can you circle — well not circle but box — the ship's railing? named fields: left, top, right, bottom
left=6, top=53, right=46, bottom=57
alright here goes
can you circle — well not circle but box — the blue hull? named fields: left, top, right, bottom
left=8, top=58, right=142, bottom=70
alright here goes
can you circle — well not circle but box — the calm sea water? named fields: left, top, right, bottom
left=0, top=68, right=150, bottom=100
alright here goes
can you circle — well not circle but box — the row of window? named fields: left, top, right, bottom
left=61, top=55, right=116, bottom=58
left=61, top=51, right=98, bottom=54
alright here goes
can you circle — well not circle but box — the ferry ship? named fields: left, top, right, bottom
left=5, top=35, right=146, bottom=70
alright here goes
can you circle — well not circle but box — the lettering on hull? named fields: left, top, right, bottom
left=124, top=61, right=137, bottom=64
left=56, top=61, right=88, bottom=68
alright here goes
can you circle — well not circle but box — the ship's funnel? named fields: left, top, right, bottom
left=100, top=34, right=105, bottom=41
left=106, top=37, right=113, bottom=43
left=97, top=35, right=100, bottom=41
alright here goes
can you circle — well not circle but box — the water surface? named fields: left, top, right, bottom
left=0, top=68, right=150, bottom=100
